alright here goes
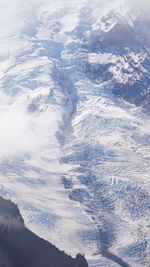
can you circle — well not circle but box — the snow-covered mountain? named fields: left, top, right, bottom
left=0, top=0, right=150, bottom=266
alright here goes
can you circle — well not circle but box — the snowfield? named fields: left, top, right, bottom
left=0, top=0, right=150, bottom=266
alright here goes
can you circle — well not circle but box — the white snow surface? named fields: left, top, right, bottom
left=0, top=0, right=150, bottom=266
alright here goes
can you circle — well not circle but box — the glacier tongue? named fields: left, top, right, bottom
left=0, top=0, right=150, bottom=266
left=0, top=0, right=99, bottom=259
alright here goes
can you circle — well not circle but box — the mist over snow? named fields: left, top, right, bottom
left=129, top=0, right=150, bottom=16
left=0, top=0, right=150, bottom=266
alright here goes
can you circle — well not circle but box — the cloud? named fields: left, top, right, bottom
left=127, top=0, right=150, bottom=19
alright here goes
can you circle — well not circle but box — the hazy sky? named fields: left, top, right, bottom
left=127, top=0, right=150, bottom=18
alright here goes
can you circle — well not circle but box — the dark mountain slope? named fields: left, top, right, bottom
left=0, top=196, right=88, bottom=267
left=82, top=10, right=150, bottom=113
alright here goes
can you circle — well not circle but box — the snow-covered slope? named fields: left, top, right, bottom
left=0, top=0, right=150, bottom=266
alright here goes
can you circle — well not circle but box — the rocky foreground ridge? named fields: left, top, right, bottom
left=0, top=196, right=88, bottom=267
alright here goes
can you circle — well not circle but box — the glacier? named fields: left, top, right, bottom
left=0, top=0, right=150, bottom=266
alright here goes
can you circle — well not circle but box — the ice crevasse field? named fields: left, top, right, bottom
left=0, top=0, right=150, bottom=266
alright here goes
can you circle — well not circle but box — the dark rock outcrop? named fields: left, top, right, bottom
left=0, top=196, right=88, bottom=267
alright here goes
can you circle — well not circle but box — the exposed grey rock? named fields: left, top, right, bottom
left=0, top=196, right=88, bottom=267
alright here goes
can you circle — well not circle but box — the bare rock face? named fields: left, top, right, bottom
left=84, top=9, right=150, bottom=114
left=0, top=196, right=88, bottom=267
